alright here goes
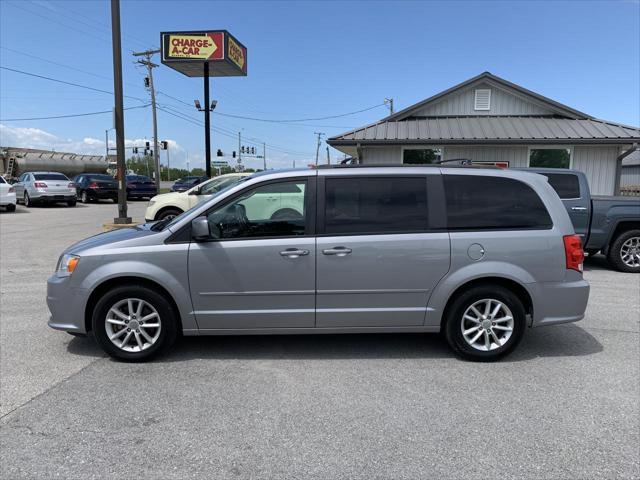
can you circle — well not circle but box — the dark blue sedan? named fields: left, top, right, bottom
left=126, top=175, right=157, bottom=200
left=170, top=176, right=208, bottom=192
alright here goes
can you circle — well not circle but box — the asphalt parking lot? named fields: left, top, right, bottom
left=1, top=201, right=638, bottom=479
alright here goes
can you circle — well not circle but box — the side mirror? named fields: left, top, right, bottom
left=191, top=217, right=220, bottom=240
left=188, top=188, right=200, bottom=196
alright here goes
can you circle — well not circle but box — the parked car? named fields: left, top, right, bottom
left=0, top=176, right=17, bottom=212
left=145, top=173, right=249, bottom=221
left=170, top=176, right=208, bottom=192
left=48, top=166, right=589, bottom=362
left=73, top=174, right=118, bottom=203
left=527, top=168, right=640, bottom=273
left=14, top=171, right=76, bottom=207
left=126, top=175, right=156, bottom=200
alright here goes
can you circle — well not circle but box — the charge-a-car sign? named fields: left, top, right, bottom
left=166, top=32, right=224, bottom=60
left=161, top=30, right=247, bottom=78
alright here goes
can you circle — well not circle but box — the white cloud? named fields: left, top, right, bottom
left=0, top=123, right=318, bottom=172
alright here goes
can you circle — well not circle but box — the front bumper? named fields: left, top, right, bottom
left=530, top=278, right=590, bottom=327
left=47, top=274, right=88, bottom=333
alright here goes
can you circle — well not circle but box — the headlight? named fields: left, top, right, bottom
left=148, top=200, right=156, bottom=206
left=56, top=254, right=80, bottom=277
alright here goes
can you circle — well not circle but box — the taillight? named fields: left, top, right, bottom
left=89, top=182, right=98, bottom=188
left=8, top=186, right=15, bottom=193
left=563, top=235, right=584, bottom=272
left=34, top=182, right=47, bottom=188
left=68, top=182, right=75, bottom=188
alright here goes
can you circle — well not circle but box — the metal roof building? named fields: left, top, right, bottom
left=328, top=72, right=640, bottom=195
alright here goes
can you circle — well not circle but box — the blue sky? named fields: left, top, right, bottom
left=1, top=0, right=639, bottom=170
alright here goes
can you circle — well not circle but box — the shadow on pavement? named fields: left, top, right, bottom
left=583, top=254, right=612, bottom=272
left=66, top=323, right=603, bottom=363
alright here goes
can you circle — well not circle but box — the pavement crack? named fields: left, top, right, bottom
left=0, top=355, right=106, bottom=421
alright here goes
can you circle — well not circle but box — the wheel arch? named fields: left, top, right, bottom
left=154, top=205, right=184, bottom=220
left=439, top=276, right=534, bottom=329
left=84, top=276, right=184, bottom=334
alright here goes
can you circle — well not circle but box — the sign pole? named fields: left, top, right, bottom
left=204, top=62, right=212, bottom=178
left=110, top=0, right=130, bottom=224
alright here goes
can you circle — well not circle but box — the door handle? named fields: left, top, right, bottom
left=322, top=247, right=352, bottom=256
left=571, top=206, right=587, bottom=211
left=279, top=248, right=309, bottom=258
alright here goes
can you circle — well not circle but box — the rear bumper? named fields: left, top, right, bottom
left=88, top=189, right=117, bottom=199
left=127, top=191, right=155, bottom=198
left=47, top=274, right=87, bottom=333
left=33, top=193, right=76, bottom=203
left=530, top=279, right=590, bottom=327
left=0, top=193, right=16, bottom=205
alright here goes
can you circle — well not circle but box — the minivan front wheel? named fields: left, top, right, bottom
left=444, top=285, right=526, bottom=361
left=92, top=285, right=178, bottom=361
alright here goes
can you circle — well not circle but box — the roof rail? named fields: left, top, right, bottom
left=316, top=162, right=499, bottom=169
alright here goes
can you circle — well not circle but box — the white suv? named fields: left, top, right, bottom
left=145, top=173, right=250, bottom=221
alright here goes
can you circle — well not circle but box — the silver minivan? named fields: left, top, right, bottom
left=47, top=166, right=589, bottom=361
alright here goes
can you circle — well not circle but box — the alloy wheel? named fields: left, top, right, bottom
left=620, top=236, right=640, bottom=268
left=105, top=298, right=162, bottom=352
left=461, top=299, right=514, bottom=351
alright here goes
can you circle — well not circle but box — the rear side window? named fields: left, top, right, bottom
left=324, top=177, right=428, bottom=234
left=34, top=173, right=69, bottom=181
left=542, top=173, right=581, bottom=199
left=444, top=175, right=552, bottom=230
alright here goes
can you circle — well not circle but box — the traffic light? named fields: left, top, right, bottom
left=232, top=151, right=236, bottom=158
left=251, top=147, right=256, bottom=155
left=241, top=146, right=245, bottom=154
left=161, top=141, right=168, bottom=150
left=216, top=149, right=223, bottom=157
left=145, top=141, right=150, bottom=149
left=133, top=147, right=138, bottom=154
left=144, top=77, right=150, bottom=88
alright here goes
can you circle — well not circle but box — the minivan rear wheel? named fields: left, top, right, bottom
left=92, top=285, right=178, bottom=362
left=444, top=285, right=526, bottom=361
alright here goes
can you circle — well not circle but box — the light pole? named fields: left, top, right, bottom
left=194, top=99, right=217, bottom=177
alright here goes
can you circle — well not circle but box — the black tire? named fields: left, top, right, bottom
left=112, top=197, right=118, bottom=203
left=607, top=229, right=640, bottom=273
left=270, top=208, right=303, bottom=221
left=92, top=284, right=179, bottom=362
left=444, top=284, right=526, bottom=362
left=24, top=192, right=31, bottom=207
left=156, top=208, right=183, bottom=221
left=5, top=203, right=16, bottom=212
left=81, top=191, right=90, bottom=203
left=67, top=200, right=77, bottom=207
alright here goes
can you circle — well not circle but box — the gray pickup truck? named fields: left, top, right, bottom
left=528, top=168, right=640, bottom=273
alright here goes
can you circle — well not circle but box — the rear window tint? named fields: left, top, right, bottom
left=444, top=175, right=552, bottom=230
left=34, top=173, right=69, bottom=181
left=542, top=173, right=581, bottom=199
left=324, top=177, right=428, bottom=234
left=88, top=175, right=115, bottom=181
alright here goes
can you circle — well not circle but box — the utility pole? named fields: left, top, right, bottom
left=110, top=0, right=130, bottom=224
left=326, top=146, right=330, bottom=165
left=263, top=142, right=266, bottom=170
left=314, top=132, right=325, bottom=166
left=105, top=129, right=109, bottom=157
left=385, top=97, right=394, bottom=114
left=133, top=48, right=161, bottom=192
left=238, top=131, right=242, bottom=171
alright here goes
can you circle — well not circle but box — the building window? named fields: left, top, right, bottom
left=403, top=148, right=442, bottom=164
left=529, top=148, right=571, bottom=168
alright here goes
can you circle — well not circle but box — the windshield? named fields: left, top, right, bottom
left=199, top=176, right=242, bottom=194
left=34, top=173, right=69, bottom=181
left=157, top=176, right=249, bottom=231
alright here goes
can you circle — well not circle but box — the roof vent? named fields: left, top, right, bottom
left=474, top=89, right=491, bottom=111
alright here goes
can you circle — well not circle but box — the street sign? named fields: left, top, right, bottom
left=212, top=161, right=228, bottom=167
left=161, top=30, right=247, bottom=77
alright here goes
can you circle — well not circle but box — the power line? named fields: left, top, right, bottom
left=156, top=91, right=383, bottom=124
left=0, top=66, right=147, bottom=103
left=0, top=104, right=150, bottom=122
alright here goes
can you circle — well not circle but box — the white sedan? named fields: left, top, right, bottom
left=145, top=173, right=250, bottom=221
left=0, top=176, right=17, bottom=212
